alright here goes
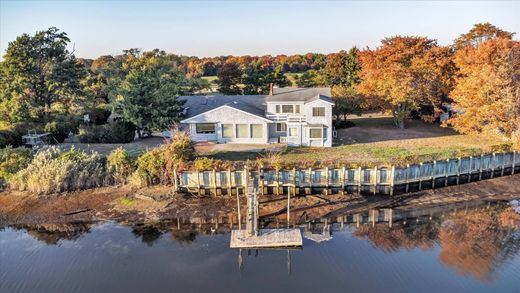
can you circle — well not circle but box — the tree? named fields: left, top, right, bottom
left=109, top=50, right=187, bottom=137
left=358, top=36, right=454, bottom=128
left=454, top=23, right=515, bottom=50
left=243, top=65, right=290, bottom=94
left=447, top=38, right=520, bottom=146
left=295, top=70, right=327, bottom=87
left=324, top=47, right=361, bottom=88
left=216, top=62, right=242, bottom=95
left=331, top=86, right=363, bottom=121
left=0, top=27, right=85, bottom=122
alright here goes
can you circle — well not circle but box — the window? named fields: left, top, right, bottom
left=196, top=123, right=215, bottom=134
left=282, top=105, right=294, bottom=113
left=236, top=124, right=248, bottom=138
left=275, top=123, right=287, bottom=132
left=275, top=105, right=281, bottom=113
left=251, top=124, right=263, bottom=138
left=222, top=124, right=233, bottom=138
left=295, top=105, right=301, bottom=114
left=312, top=107, right=325, bottom=117
left=289, top=127, right=298, bottom=137
left=309, top=128, right=322, bottom=139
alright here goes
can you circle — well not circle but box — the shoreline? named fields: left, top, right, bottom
left=1, top=174, right=519, bottom=227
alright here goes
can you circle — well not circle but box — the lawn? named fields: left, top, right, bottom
left=201, top=116, right=511, bottom=167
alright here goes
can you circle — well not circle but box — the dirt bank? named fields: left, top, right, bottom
left=1, top=175, right=519, bottom=226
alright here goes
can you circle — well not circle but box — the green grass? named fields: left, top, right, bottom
left=119, top=197, right=135, bottom=206
left=201, top=76, right=218, bottom=83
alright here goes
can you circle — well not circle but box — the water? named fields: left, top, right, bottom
left=1, top=200, right=520, bottom=293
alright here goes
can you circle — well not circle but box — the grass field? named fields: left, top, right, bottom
left=201, top=116, right=511, bottom=167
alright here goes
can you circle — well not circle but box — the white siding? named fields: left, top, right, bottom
left=302, top=99, right=333, bottom=147
left=183, top=106, right=269, bottom=144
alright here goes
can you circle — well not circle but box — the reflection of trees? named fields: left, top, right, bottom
left=131, top=224, right=163, bottom=247
left=352, top=221, right=438, bottom=252
left=438, top=206, right=520, bottom=281
left=351, top=203, right=520, bottom=282
left=19, top=223, right=91, bottom=245
left=170, top=228, right=198, bottom=244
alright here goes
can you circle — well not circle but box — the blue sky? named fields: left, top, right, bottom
left=1, top=1, right=519, bottom=59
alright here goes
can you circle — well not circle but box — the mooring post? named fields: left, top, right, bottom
left=341, top=166, right=346, bottom=195
left=275, top=168, right=280, bottom=196
left=468, top=156, right=473, bottom=183
left=236, top=190, right=241, bottom=230
left=432, top=161, right=437, bottom=189
left=418, top=163, right=423, bottom=191
left=405, top=164, right=410, bottom=193
left=373, top=166, right=378, bottom=195
left=197, top=171, right=202, bottom=195
left=287, top=185, right=291, bottom=228
left=501, top=152, right=505, bottom=177
left=513, top=151, right=517, bottom=175
left=357, top=166, right=362, bottom=195
left=212, top=169, right=217, bottom=196
left=491, top=153, right=496, bottom=178
left=456, top=157, right=461, bottom=185
left=227, top=168, right=232, bottom=196
left=445, top=159, right=449, bottom=187
left=292, top=168, right=297, bottom=196
left=173, top=169, right=179, bottom=194
left=479, top=155, right=484, bottom=180
left=389, top=165, right=395, bottom=196
left=324, top=167, right=329, bottom=196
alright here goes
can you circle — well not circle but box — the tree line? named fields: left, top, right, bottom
left=0, top=23, right=519, bottom=147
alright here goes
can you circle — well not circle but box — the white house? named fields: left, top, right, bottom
left=179, top=87, right=334, bottom=147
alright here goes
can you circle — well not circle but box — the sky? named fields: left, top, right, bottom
left=1, top=0, right=519, bottom=59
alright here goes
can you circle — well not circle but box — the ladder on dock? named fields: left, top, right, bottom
left=230, top=167, right=302, bottom=249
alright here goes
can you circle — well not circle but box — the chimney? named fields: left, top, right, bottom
left=269, top=83, right=274, bottom=95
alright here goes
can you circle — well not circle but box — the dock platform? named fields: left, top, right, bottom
left=230, top=229, right=303, bottom=248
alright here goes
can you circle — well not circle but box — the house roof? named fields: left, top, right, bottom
left=267, top=87, right=332, bottom=102
left=179, top=87, right=332, bottom=120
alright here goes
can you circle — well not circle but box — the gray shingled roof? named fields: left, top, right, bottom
left=179, top=87, right=332, bottom=119
left=267, top=87, right=332, bottom=102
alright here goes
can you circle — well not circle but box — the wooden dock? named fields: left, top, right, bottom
left=230, top=229, right=302, bottom=248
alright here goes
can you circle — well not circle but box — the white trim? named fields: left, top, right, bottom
left=305, top=98, right=335, bottom=106
left=181, top=105, right=272, bottom=123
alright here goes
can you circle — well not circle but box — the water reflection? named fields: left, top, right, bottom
left=2, top=199, right=520, bottom=291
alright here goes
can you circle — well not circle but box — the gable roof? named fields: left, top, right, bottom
left=180, top=103, right=272, bottom=123
left=179, top=87, right=332, bottom=120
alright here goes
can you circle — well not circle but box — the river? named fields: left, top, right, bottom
left=1, top=199, right=519, bottom=293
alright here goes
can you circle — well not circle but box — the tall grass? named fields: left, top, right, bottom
left=9, top=147, right=109, bottom=194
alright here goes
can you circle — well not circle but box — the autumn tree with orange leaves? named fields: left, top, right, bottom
left=358, top=36, right=455, bottom=128
left=448, top=37, right=520, bottom=148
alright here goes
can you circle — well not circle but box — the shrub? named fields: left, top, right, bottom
left=107, top=147, right=134, bottom=184
left=77, top=124, right=103, bottom=143
left=104, top=121, right=135, bottom=143
left=0, top=147, right=33, bottom=184
left=131, top=131, right=195, bottom=186
left=44, top=121, right=71, bottom=143
left=132, top=148, right=165, bottom=186
left=9, top=147, right=108, bottom=195
left=88, top=106, right=111, bottom=125
left=194, top=157, right=221, bottom=171
left=78, top=121, right=135, bottom=143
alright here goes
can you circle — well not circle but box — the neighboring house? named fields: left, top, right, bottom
left=179, top=87, right=334, bottom=147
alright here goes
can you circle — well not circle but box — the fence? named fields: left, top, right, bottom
left=176, top=151, right=520, bottom=196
